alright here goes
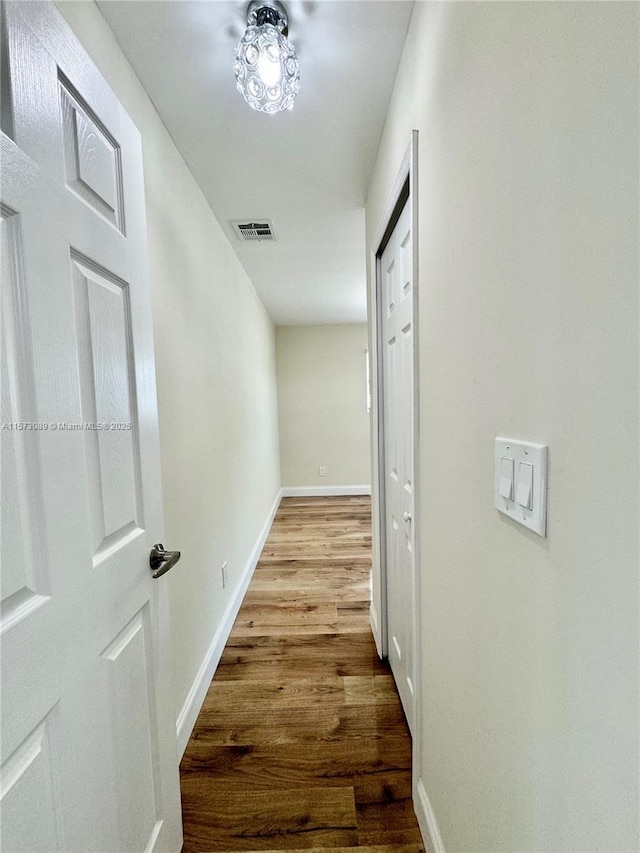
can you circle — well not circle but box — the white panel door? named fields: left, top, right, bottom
left=381, top=198, right=416, bottom=733
left=0, top=3, right=182, bottom=851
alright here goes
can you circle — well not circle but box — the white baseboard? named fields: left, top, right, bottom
left=370, top=602, right=382, bottom=658
left=415, top=776, right=446, bottom=853
left=175, top=488, right=283, bottom=758
left=281, top=485, right=371, bottom=497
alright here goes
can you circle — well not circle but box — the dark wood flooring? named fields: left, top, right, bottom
left=180, top=496, right=424, bottom=852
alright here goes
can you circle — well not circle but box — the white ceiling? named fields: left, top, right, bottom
left=97, top=0, right=414, bottom=325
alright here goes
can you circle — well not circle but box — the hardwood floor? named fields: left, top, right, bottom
left=180, top=496, right=424, bottom=852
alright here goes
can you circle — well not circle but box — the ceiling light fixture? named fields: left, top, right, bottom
left=233, top=1, right=300, bottom=114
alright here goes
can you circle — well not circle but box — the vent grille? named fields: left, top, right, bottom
left=232, top=220, right=277, bottom=242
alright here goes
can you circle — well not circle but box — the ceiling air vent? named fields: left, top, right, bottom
left=232, top=220, right=278, bottom=242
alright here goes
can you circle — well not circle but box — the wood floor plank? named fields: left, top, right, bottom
left=230, top=601, right=339, bottom=635
left=250, top=576, right=370, bottom=595
left=259, top=544, right=372, bottom=560
left=198, top=676, right=400, bottom=713
left=216, top=846, right=425, bottom=853
left=181, top=737, right=411, bottom=801
left=184, top=703, right=409, bottom=746
left=180, top=495, right=422, bottom=851
left=356, top=800, right=424, bottom=847
left=217, top=634, right=388, bottom=681
left=200, top=677, right=350, bottom=712
left=230, top=621, right=370, bottom=638
left=243, top=588, right=371, bottom=605
left=181, top=787, right=357, bottom=851
left=254, top=560, right=371, bottom=570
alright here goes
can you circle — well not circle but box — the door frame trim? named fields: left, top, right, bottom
left=370, top=130, right=421, bottom=732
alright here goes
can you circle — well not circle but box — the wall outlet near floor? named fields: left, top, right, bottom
left=221, top=561, right=228, bottom=588
left=319, top=466, right=327, bottom=477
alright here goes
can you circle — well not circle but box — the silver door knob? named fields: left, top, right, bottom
left=403, top=511, right=412, bottom=522
left=150, top=543, right=181, bottom=579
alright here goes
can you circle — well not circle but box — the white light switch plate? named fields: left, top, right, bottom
left=494, top=438, right=548, bottom=536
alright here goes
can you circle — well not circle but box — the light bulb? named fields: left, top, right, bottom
left=257, top=49, right=282, bottom=87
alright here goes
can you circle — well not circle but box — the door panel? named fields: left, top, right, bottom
left=101, top=606, right=162, bottom=853
left=1, top=3, right=182, bottom=850
left=60, top=78, right=124, bottom=231
left=71, top=254, right=142, bottom=554
left=381, top=199, right=416, bottom=732
left=1, top=709, right=65, bottom=853
left=1, top=208, right=49, bottom=626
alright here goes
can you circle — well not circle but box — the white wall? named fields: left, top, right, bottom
left=367, top=3, right=639, bottom=851
left=276, top=325, right=371, bottom=489
left=56, top=1, right=281, bottom=730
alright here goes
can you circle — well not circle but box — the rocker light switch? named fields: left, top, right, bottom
left=494, top=438, right=548, bottom=537
left=516, top=462, right=533, bottom=510
left=499, top=457, right=514, bottom=500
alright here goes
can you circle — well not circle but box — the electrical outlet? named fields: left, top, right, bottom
left=221, top=561, right=228, bottom=588
left=319, top=466, right=327, bottom=477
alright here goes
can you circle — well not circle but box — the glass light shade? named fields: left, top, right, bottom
left=234, top=23, right=300, bottom=114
